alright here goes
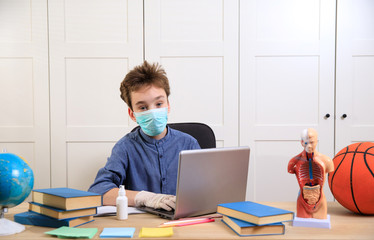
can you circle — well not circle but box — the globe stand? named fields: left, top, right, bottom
left=0, top=207, right=25, bottom=236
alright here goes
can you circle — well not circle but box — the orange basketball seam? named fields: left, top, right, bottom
left=329, top=145, right=349, bottom=196
left=364, top=146, right=374, bottom=178
left=335, top=151, right=374, bottom=157
left=350, top=143, right=362, bottom=214
left=329, top=142, right=374, bottom=214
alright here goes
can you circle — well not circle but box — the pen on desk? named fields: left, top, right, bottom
left=158, top=218, right=215, bottom=227
left=174, top=218, right=215, bottom=227
left=160, top=218, right=207, bottom=226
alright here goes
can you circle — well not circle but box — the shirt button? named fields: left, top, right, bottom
left=162, top=178, right=166, bottom=181
left=160, top=155, right=163, bottom=158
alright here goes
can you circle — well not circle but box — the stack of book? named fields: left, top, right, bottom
left=217, top=201, right=294, bottom=237
left=14, top=188, right=102, bottom=228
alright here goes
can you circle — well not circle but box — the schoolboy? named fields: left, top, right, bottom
left=88, top=61, right=200, bottom=211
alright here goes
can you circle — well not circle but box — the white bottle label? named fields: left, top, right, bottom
left=116, top=198, right=128, bottom=220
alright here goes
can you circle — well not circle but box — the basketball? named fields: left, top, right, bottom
left=328, top=142, right=374, bottom=215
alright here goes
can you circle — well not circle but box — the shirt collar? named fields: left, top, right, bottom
left=139, top=126, right=171, bottom=145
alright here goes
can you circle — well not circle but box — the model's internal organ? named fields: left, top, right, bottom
left=293, top=158, right=324, bottom=205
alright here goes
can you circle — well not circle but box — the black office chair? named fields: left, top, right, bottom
left=131, top=122, right=216, bottom=149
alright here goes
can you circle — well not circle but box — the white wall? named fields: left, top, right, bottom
left=1, top=0, right=374, bottom=202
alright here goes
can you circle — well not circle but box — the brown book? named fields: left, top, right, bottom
left=32, top=188, right=102, bottom=210
left=14, top=211, right=94, bottom=228
left=29, top=202, right=97, bottom=220
left=217, top=201, right=294, bottom=225
left=222, top=215, right=285, bottom=236
left=67, top=215, right=94, bottom=227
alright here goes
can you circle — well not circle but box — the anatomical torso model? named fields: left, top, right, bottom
left=288, top=128, right=334, bottom=219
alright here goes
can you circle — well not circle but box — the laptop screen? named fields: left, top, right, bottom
left=173, top=146, right=250, bottom=219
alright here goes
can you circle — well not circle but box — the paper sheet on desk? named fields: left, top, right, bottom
left=96, top=206, right=145, bottom=216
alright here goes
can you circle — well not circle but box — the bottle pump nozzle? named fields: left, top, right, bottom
left=119, top=185, right=126, bottom=196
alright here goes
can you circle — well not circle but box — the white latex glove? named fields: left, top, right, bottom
left=134, top=191, right=176, bottom=211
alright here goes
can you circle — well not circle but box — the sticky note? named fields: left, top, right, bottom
left=139, top=227, right=173, bottom=238
left=45, top=226, right=98, bottom=239
left=100, top=228, right=136, bottom=238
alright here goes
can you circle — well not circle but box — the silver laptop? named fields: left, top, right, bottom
left=139, top=146, right=250, bottom=219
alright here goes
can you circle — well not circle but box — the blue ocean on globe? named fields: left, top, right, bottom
left=0, top=153, right=34, bottom=209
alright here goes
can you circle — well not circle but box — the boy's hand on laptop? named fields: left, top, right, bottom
left=134, top=191, right=176, bottom=211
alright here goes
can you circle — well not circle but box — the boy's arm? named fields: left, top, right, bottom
left=103, top=188, right=139, bottom=206
left=103, top=188, right=176, bottom=211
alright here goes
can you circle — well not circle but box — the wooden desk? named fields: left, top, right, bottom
left=1, top=202, right=373, bottom=239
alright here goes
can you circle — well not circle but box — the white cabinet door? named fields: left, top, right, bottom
left=336, top=0, right=374, bottom=152
left=240, top=0, right=336, bottom=201
left=144, top=0, right=239, bottom=147
left=48, top=0, right=143, bottom=190
left=0, top=0, right=50, bottom=189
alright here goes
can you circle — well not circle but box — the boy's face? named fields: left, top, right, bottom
left=128, top=84, right=170, bottom=122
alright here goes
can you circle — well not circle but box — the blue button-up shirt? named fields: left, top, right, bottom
left=88, top=126, right=200, bottom=195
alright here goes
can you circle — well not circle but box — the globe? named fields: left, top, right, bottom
left=0, top=152, right=34, bottom=236
left=0, top=153, right=34, bottom=209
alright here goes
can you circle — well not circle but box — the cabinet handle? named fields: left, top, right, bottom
left=342, top=114, right=347, bottom=119
left=325, top=113, right=330, bottom=119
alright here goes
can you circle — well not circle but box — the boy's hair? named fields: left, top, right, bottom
left=120, top=61, right=170, bottom=110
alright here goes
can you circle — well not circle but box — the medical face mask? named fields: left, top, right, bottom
left=134, top=107, right=168, bottom=137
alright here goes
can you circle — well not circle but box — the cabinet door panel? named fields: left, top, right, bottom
left=240, top=0, right=336, bottom=201
left=145, top=0, right=239, bottom=147
left=336, top=0, right=374, bottom=152
left=49, top=0, right=143, bottom=189
left=0, top=0, right=50, bottom=189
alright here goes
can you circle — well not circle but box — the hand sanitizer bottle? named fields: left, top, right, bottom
left=116, top=185, right=128, bottom=220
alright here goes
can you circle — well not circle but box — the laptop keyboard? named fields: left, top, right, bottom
left=138, top=206, right=175, bottom=219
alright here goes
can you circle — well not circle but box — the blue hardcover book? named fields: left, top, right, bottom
left=29, top=202, right=97, bottom=220
left=100, top=228, right=136, bottom=238
left=222, top=215, right=285, bottom=237
left=14, top=211, right=94, bottom=228
left=217, top=201, right=294, bottom=225
left=32, top=188, right=102, bottom=210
